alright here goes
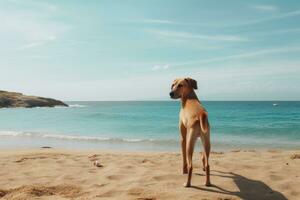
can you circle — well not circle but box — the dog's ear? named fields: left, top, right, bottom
left=185, top=78, right=198, bottom=90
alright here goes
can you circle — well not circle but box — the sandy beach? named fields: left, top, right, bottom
left=0, top=149, right=299, bottom=200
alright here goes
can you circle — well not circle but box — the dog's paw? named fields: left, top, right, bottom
left=183, top=182, right=191, bottom=187
left=205, top=182, right=211, bottom=187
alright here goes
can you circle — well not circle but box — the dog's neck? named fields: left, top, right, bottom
left=181, top=90, right=199, bottom=108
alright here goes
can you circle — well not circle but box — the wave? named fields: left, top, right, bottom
left=52, top=104, right=87, bottom=109
left=1, top=130, right=299, bottom=150
left=0, top=130, right=177, bottom=145
left=68, top=104, right=87, bottom=108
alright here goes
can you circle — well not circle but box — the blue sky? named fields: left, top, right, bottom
left=1, top=0, right=300, bottom=100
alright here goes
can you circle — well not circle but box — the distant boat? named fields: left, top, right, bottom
left=273, top=103, right=279, bottom=106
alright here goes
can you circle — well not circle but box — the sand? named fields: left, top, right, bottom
left=0, top=148, right=299, bottom=200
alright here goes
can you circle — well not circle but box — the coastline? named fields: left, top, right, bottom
left=0, top=148, right=299, bottom=199
left=1, top=134, right=300, bottom=153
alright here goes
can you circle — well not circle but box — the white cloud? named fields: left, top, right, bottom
left=147, top=29, right=249, bottom=42
left=16, top=35, right=57, bottom=50
left=134, top=18, right=212, bottom=27
left=151, top=64, right=169, bottom=71
left=17, top=42, right=43, bottom=50
left=253, top=5, right=278, bottom=12
left=141, top=19, right=177, bottom=24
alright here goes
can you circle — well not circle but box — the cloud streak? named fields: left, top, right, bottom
left=169, top=46, right=300, bottom=67
left=17, top=42, right=43, bottom=50
left=139, top=9, right=300, bottom=28
left=252, top=28, right=300, bottom=37
left=253, top=5, right=278, bottom=12
left=231, top=9, right=300, bottom=26
left=147, top=29, right=249, bottom=42
left=141, top=19, right=177, bottom=25
left=16, top=35, right=56, bottom=50
left=151, top=64, right=169, bottom=71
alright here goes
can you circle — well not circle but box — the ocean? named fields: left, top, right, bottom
left=0, top=101, right=299, bottom=151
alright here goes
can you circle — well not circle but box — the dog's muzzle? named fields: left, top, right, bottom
left=169, top=91, right=175, bottom=98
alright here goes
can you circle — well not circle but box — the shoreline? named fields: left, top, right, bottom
left=1, top=132, right=299, bottom=153
left=1, top=144, right=300, bottom=153
left=1, top=148, right=299, bottom=199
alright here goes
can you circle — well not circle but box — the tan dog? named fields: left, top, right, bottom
left=170, top=78, right=211, bottom=187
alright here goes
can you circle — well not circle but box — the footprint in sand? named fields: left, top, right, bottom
left=137, top=197, right=156, bottom=200
left=124, top=165, right=134, bottom=169
left=141, top=159, right=155, bottom=164
left=127, top=187, right=144, bottom=196
left=88, top=169, right=97, bottom=174
left=106, top=174, right=126, bottom=180
left=56, top=159, right=66, bottom=164
left=93, top=183, right=108, bottom=188
left=96, top=190, right=123, bottom=198
left=152, top=174, right=180, bottom=181
left=7, top=178, right=15, bottom=181
left=15, top=156, right=48, bottom=163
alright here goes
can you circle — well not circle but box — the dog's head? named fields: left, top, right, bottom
left=169, top=78, right=198, bottom=99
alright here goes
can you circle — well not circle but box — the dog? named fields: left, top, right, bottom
left=170, top=78, right=211, bottom=187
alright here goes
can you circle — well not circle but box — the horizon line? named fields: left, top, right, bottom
left=64, top=100, right=300, bottom=102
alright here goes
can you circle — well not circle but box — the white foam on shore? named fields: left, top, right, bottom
left=0, top=130, right=175, bottom=144
left=1, top=130, right=299, bottom=150
left=53, top=104, right=87, bottom=108
left=68, top=104, right=87, bottom=108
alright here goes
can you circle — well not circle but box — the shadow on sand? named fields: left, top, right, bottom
left=193, top=170, right=287, bottom=200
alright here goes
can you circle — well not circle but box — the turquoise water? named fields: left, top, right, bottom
left=0, top=101, right=299, bottom=151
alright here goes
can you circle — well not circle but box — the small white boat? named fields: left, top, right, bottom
left=273, top=103, right=278, bottom=106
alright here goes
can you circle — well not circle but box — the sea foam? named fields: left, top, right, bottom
left=0, top=130, right=177, bottom=145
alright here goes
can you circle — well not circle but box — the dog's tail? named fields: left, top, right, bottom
left=199, top=110, right=209, bottom=134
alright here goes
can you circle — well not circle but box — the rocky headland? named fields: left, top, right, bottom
left=0, top=90, right=68, bottom=108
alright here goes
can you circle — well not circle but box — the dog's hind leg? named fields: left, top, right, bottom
left=184, top=129, right=197, bottom=187
left=201, top=152, right=205, bottom=171
left=201, top=134, right=211, bottom=186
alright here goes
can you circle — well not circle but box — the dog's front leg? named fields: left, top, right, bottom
left=179, top=122, right=187, bottom=174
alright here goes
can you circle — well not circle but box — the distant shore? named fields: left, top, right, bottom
left=0, top=90, right=68, bottom=108
left=0, top=148, right=299, bottom=199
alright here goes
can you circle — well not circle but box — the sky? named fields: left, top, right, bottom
left=0, top=0, right=300, bottom=101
